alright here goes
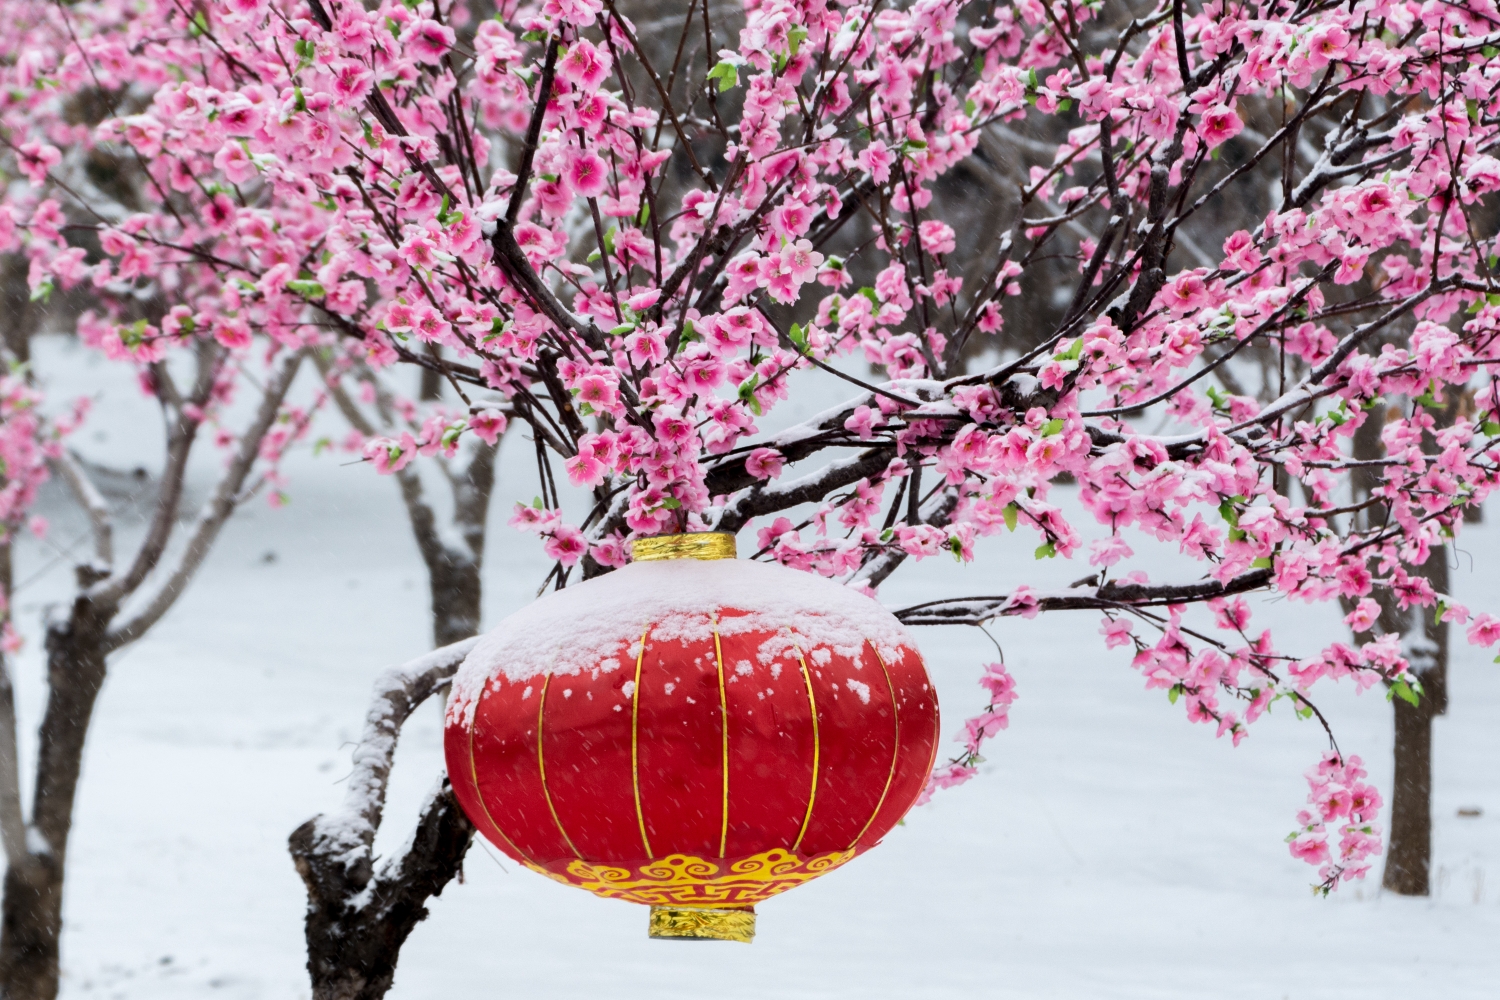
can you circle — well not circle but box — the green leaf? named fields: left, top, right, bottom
left=737, top=375, right=763, bottom=415
left=1251, top=556, right=1273, bottom=569
left=28, top=279, right=53, bottom=304
left=189, top=9, right=209, bottom=37
left=788, top=322, right=809, bottom=353
left=1388, top=679, right=1421, bottom=707
left=1055, top=338, right=1084, bottom=362
left=1483, top=421, right=1500, bottom=437
left=1168, top=683, right=1182, bottom=705
left=1056, top=98, right=1072, bottom=114
left=707, top=60, right=740, bottom=92
left=1218, top=498, right=1240, bottom=527
left=609, top=322, right=636, bottom=336
left=521, top=29, right=548, bottom=42
left=1034, top=541, right=1056, bottom=559
left=285, top=279, right=325, bottom=298
left=1414, top=379, right=1442, bottom=409
left=1467, top=98, right=1480, bottom=124
left=858, top=286, right=879, bottom=307
left=532, top=496, right=545, bottom=509
left=1002, top=503, right=1018, bottom=532
left=294, top=38, right=316, bottom=73
left=787, top=25, right=808, bottom=56
left=660, top=497, right=682, bottom=510
left=1040, top=418, right=1064, bottom=436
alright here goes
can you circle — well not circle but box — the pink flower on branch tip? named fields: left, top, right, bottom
left=543, top=524, right=588, bottom=566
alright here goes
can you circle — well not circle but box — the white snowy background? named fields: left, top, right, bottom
left=10, top=335, right=1497, bottom=998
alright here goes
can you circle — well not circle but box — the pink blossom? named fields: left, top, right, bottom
left=1344, top=598, right=1381, bottom=633
left=544, top=524, right=588, bottom=565
left=1100, top=617, right=1134, bottom=649
left=558, top=40, right=611, bottom=91
left=1466, top=613, right=1500, bottom=647
left=1198, top=105, right=1244, bottom=149
left=566, top=151, right=609, bottom=199
left=745, top=447, right=785, bottom=480
left=469, top=410, right=508, bottom=445
left=844, top=406, right=877, bottom=439
left=406, top=20, right=455, bottom=65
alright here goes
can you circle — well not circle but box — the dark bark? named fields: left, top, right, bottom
left=1384, top=692, right=1435, bottom=895
left=0, top=598, right=113, bottom=1000
left=291, top=782, right=473, bottom=1000
left=1349, top=401, right=1450, bottom=896
left=429, top=555, right=482, bottom=649
left=1381, top=544, right=1447, bottom=897
left=290, top=640, right=477, bottom=1000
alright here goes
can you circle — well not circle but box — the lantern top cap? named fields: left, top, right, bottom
left=631, top=532, right=737, bottom=562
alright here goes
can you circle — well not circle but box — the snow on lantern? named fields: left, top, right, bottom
left=444, top=532, right=939, bottom=942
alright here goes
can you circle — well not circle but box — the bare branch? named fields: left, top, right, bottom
left=894, top=568, right=1275, bottom=626
left=48, top=451, right=113, bottom=572
left=104, top=350, right=305, bottom=650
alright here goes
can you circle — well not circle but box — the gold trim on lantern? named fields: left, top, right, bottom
left=847, top=642, right=901, bottom=850
left=537, top=675, right=582, bottom=859
left=649, top=905, right=755, bottom=943
left=631, top=626, right=654, bottom=858
left=791, top=643, right=820, bottom=852
left=631, top=532, right=738, bottom=562
left=565, top=848, right=855, bottom=908
left=713, top=623, right=730, bottom=859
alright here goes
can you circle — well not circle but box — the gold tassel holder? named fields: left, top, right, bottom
left=648, top=905, right=756, bottom=943
left=631, top=532, right=738, bottom=562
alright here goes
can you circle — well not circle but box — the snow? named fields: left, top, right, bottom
left=447, top=557, right=918, bottom=727
left=7, top=336, right=1498, bottom=998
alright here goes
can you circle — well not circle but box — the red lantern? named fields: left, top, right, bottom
left=444, top=532, right=939, bottom=942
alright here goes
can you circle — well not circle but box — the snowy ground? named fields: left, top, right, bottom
left=10, top=336, right=1498, bottom=999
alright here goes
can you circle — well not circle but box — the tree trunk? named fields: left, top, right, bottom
left=429, top=555, right=482, bottom=649
left=0, top=597, right=113, bottom=1000
left=1381, top=545, right=1448, bottom=897
left=292, top=782, right=473, bottom=1000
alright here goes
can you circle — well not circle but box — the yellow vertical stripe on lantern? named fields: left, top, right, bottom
left=536, top=674, right=581, bottom=859
left=631, top=626, right=655, bottom=858
left=466, top=703, right=537, bottom=867
left=791, top=643, right=821, bottom=853
left=847, top=642, right=901, bottom=850
left=713, top=623, right=729, bottom=859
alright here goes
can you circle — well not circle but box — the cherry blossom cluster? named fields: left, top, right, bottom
left=1288, top=752, right=1383, bottom=894
left=6, top=0, right=1500, bottom=892
left=918, top=660, right=1015, bottom=804
left=0, top=371, right=82, bottom=652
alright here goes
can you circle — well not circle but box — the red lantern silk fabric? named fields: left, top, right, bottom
left=443, top=543, right=939, bottom=919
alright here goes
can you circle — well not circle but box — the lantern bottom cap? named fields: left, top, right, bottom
left=648, top=905, right=755, bottom=943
